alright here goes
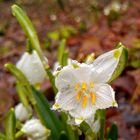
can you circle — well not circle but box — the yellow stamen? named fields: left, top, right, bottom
left=82, top=82, right=87, bottom=90
left=90, top=82, right=94, bottom=88
left=90, top=92, right=96, bottom=105
left=82, top=95, right=87, bottom=108
left=74, top=83, right=80, bottom=90
left=76, top=91, right=82, bottom=101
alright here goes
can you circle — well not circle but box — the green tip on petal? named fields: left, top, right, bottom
left=114, top=49, right=120, bottom=59
left=109, top=43, right=128, bottom=83
left=115, top=42, right=123, bottom=48
left=72, top=63, right=79, bottom=69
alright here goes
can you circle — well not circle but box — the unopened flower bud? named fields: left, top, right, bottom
left=22, top=119, right=50, bottom=140
left=16, top=50, right=47, bottom=85
left=15, top=103, right=32, bottom=122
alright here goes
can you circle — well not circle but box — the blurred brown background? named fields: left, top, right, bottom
left=0, top=0, right=140, bottom=139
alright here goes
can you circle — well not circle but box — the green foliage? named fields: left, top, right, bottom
left=58, top=39, right=66, bottom=64
left=0, top=133, right=6, bottom=140
left=32, top=87, right=63, bottom=140
left=128, top=48, right=140, bottom=68
left=107, top=123, right=118, bottom=140
left=11, top=5, right=44, bottom=62
left=47, top=26, right=77, bottom=41
left=45, top=66, right=58, bottom=94
left=5, top=108, right=16, bottom=140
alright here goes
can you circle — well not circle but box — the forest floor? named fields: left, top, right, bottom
left=0, top=0, right=140, bottom=139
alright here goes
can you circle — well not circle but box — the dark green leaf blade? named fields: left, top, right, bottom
left=32, top=87, right=63, bottom=140
left=107, top=123, right=118, bottom=140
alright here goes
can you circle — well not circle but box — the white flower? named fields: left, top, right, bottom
left=15, top=103, right=32, bottom=122
left=22, top=119, right=50, bottom=140
left=53, top=47, right=123, bottom=124
left=104, top=1, right=121, bottom=16
left=16, top=50, right=47, bottom=85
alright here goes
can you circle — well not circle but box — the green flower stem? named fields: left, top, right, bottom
left=11, top=5, right=44, bottom=63
left=16, top=82, right=30, bottom=109
left=0, top=133, right=6, bottom=140
left=80, top=121, right=95, bottom=139
left=16, top=120, right=23, bottom=130
left=58, top=39, right=66, bottom=65
left=99, top=109, right=106, bottom=140
left=61, top=112, right=78, bottom=140
left=45, top=65, right=58, bottom=94
left=4, top=63, right=36, bottom=105
left=15, top=131, right=24, bottom=139
left=62, top=51, right=69, bottom=66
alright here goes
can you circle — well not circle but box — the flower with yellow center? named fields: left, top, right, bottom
left=53, top=47, right=124, bottom=125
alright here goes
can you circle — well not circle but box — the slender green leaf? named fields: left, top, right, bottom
left=32, top=87, right=63, bottom=140
left=58, top=39, right=66, bottom=65
left=0, top=133, right=6, bottom=140
left=16, top=82, right=30, bottom=108
left=15, top=131, right=24, bottom=139
left=60, top=112, right=77, bottom=140
left=11, top=5, right=44, bottom=62
left=5, top=108, right=16, bottom=140
left=99, top=110, right=106, bottom=140
left=4, top=63, right=36, bottom=105
left=107, top=123, right=118, bottom=140
left=45, top=66, right=58, bottom=94
left=62, top=51, right=69, bottom=66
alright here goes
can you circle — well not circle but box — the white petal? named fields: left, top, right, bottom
left=90, top=47, right=123, bottom=83
left=53, top=89, right=78, bottom=111
left=69, top=96, right=95, bottom=119
left=55, top=65, right=78, bottom=92
left=72, top=63, right=93, bottom=82
left=94, top=84, right=118, bottom=109
left=16, top=50, right=47, bottom=85
left=55, top=63, right=92, bottom=92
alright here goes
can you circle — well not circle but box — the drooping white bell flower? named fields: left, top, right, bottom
left=53, top=47, right=124, bottom=124
left=16, top=50, right=47, bottom=85
left=15, top=103, right=32, bottom=122
left=21, top=119, right=50, bottom=140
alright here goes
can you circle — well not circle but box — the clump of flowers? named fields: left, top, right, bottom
left=0, top=4, right=128, bottom=140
